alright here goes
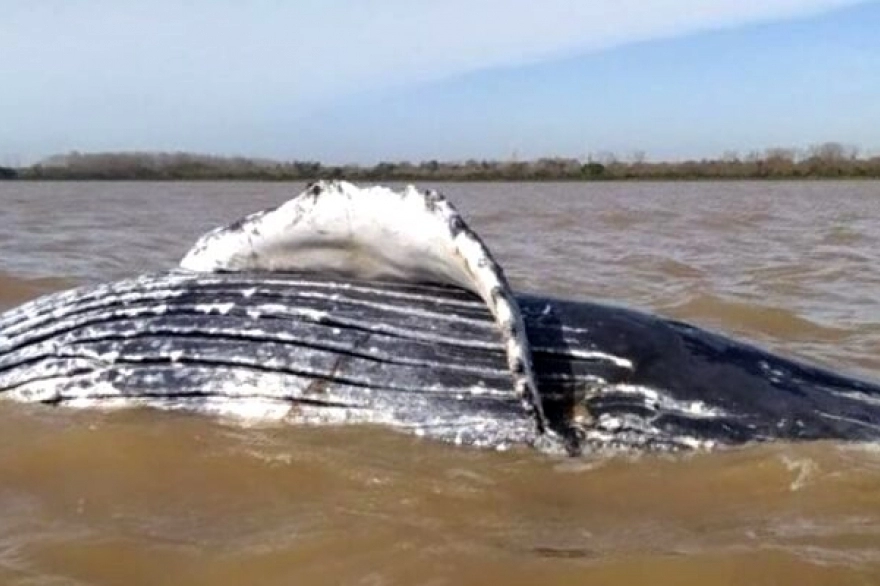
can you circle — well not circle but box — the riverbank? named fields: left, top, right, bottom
left=2, top=145, right=879, bottom=182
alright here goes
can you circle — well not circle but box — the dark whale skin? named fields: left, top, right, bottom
left=1, top=271, right=879, bottom=453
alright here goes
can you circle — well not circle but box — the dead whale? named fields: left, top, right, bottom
left=1, top=182, right=879, bottom=454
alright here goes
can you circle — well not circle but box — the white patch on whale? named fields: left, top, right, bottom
left=179, top=181, right=552, bottom=438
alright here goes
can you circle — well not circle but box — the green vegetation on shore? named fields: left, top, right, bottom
left=2, top=143, right=879, bottom=181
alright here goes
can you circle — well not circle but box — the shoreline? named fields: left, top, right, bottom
left=4, top=145, right=879, bottom=182
left=3, top=176, right=880, bottom=182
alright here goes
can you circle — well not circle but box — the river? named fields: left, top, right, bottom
left=1, top=180, right=879, bottom=585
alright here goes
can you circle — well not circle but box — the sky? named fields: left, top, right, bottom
left=1, top=0, right=879, bottom=165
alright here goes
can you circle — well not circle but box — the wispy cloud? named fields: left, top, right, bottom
left=4, top=1, right=868, bottom=95
left=298, top=0, right=871, bottom=94
left=0, top=0, right=873, bottom=158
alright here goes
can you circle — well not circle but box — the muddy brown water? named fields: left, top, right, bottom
left=2, top=181, right=880, bottom=585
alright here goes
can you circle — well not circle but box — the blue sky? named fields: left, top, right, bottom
left=1, top=0, right=878, bottom=165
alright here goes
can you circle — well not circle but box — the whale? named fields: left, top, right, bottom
left=1, top=181, right=879, bottom=455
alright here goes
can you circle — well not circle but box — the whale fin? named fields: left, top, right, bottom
left=180, top=181, right=552, bottom=439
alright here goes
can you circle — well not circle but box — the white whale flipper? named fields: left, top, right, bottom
left=180, top=181, right=552, bottom=438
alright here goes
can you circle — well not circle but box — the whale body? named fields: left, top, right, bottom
left=2, top=270, right=880, bottom=453
left=1, top=181, right=879, bottom=455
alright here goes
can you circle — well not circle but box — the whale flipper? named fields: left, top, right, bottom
left=180, top=181, right=555, bottom=442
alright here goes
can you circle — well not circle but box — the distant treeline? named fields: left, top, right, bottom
left=2, top=143, right=880, bottom=181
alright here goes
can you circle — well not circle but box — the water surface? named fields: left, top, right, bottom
left=1, top=181, right=880, bottom=584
